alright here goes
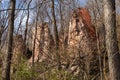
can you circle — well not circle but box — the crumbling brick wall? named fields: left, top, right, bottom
left=12, top=35, right=25, bottom=72
left=67, top=8, right=98, bottom=76
left=68, top=8, right=96, bottom=57
left=29, top=23, right=50, bottom=63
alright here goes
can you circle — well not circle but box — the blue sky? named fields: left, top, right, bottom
left=79, top=0, right=87, bottom=6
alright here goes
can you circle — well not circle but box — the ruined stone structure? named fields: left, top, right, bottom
left=12, top=35, right=25, bottom=72
left=12, top=35, right=25, bottom=63
left=68, top=8, right=96, bottom=57
left=29, top=23, right=51, bottom=63
left=67, top=8, right=98, bottom=77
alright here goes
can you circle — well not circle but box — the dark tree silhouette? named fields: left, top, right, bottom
left=51, top=0, right=61, bottom=69
left=2, top=0, right=16, bottom=80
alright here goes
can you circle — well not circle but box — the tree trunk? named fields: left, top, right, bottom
left=51, top=0, right=59, bottom=50
left=0, top=25, right=4, bottom=49
left=51, top=0, right=61, bottom=69
left=2, top=0, right=16, bottom=80
left=24, top=0, right=32, bottom=55
left=0, top=31, right=2, bottom=48
left=24, top=0, right=32, bottom=44
left=103, top=0, right=120, bottom=80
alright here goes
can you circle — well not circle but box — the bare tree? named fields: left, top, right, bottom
left=2, top=0, right=16, bottom=80
left=103, top=0, right=120, bottom=80
left=51, top=0, right=61, bottom=69
left=24, top=0, right=32, bottom=43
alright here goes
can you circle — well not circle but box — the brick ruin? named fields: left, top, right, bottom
left=11, top=35, right=25, bottom=73
left=10, top=7, right=99, bottom=78
left=12, top=35, right=25, bottom=64
left=68, top=8, right=96, bottom=57
left=67, top=8, right=98, bottom=76
left=27, top=9, right=98, bottom=75
left=29, top=23, right=51, bottom=63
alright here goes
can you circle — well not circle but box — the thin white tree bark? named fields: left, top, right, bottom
left=103, top=0, right=120, bottom=80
